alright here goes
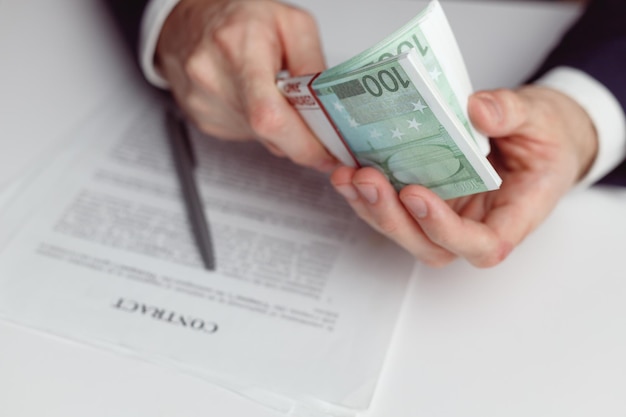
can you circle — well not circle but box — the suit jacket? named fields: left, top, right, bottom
left=104, top=0, right=150, bottom=57
left=103, top=0, right=626, bottom=185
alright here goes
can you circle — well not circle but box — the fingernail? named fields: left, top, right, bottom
left=334, top=184, right=359, bottom=201
left=403, top=195, right=428, bottom=218
left=355, top=183, right=378, bottom=204
left=475, top=93, right=502, bottom=123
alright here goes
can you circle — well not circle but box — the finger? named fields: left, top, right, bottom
left=237, top=31, right=337, bottom=172
left=332, top=167, right=456, bottom=267
left=468, top=88, right=560, bottom=176
left=330, top=166, right=374, bottom=223
left=210, top=10, right=337, bottom=171
left=277, top=6, right=326, bottom=75
left=399, top=186, right=513, bottom=268
left=468, top=89, right=534, bottom=138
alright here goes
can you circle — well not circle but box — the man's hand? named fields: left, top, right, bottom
left=156, top=0, right=338, bottom=172
left=331, top=86, right=598, bottom=267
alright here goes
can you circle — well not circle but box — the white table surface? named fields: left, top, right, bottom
left=2, top=1, right=626, bottom=416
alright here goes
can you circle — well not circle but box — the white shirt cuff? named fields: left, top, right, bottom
left=139, top=0, right=181, bottom=89
left=535, top=66, right=626, bottom=187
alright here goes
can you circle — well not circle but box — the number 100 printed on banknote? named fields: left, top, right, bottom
left=278, top=0, right=502, bottom=200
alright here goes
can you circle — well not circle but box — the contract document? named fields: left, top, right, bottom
left=0, top=84, right=417, bottom=416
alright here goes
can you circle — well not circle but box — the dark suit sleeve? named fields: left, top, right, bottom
left=102, top=0, right=151, bottom=57
left=531, top=0, right=626, bottom=186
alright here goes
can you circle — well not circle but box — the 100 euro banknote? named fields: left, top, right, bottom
left=277, top=0, right=502, bottom=199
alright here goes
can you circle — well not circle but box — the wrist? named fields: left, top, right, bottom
left=535, top=67, right=626, bottom=187
left=541, top=85, right=598, bottom=183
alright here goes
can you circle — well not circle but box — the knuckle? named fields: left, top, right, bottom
left=289, top=8, right=318, bottom=31
left=376, top=217, right=401, bottom=235
left=424, top=227, right=451, bottom=248
left=248, top=99, right=286, bottom=139
left=472, top=240, right=513, bottom=268
left=184, top=52, right=217, bottom=92
left=496, top=88, right=529, bottom=123
left=212, top=10, right=274, bottom=60
left=212, top=22, right=241, bottom=54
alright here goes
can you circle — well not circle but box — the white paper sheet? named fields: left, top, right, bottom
left=0, top=83, right=417, bottom=416
left=0, top=179, right=22, bottom=211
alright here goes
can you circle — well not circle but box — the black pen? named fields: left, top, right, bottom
left=165, top=108, right=216, bottom=271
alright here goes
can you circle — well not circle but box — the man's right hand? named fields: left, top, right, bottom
left=156, top=0, right=338, bottom=172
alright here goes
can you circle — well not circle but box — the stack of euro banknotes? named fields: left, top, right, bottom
left=278, top=0, right=501, bottom=200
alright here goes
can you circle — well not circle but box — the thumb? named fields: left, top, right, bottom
left=468, top=89, right=531, bottom=138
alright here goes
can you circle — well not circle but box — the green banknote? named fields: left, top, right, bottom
left=315, top=0, right=481, bottom=151
left=313, top=50, right=500, bottom=200
left=278, top=0, right=501, bottom=199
